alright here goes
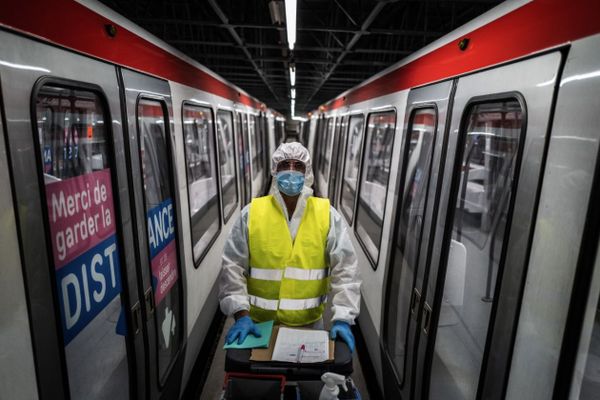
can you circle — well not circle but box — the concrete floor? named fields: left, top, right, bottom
left=198, top=317, right=371, bottom=400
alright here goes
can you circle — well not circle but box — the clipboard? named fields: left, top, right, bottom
left=250, top=326, right=335, bottom=362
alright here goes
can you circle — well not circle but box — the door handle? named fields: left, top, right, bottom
left=131, top=302, right=142, bottom=336
left=422, top=303, right=432, bottom=336
left=144, top=287, right=155, bottom=318
left=410, top=288, right=421, bottom=317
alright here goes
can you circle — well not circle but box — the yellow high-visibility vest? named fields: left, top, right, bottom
left=247, top=195, right=330, bottom=326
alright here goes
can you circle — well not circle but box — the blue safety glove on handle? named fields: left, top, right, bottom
left=225, top=315, right=262, bottom=345
left=330, top=321, right=355, bottom=353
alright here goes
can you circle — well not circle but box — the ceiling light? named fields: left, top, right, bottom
left=289, top=65, right=296, bottom=86
left=285, top=0, right=296, bottom=50
left=291, top=88, right=296, bottom=99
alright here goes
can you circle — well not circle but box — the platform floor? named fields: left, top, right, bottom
left=198, top=317, right=371, bottom=400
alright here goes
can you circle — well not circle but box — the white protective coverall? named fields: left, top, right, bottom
left=218, top=142, right=361, bottom=325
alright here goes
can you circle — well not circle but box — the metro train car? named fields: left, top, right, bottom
left=0, top=1, right=283, bottom=399
left=307, top=0, right=600, bottom=399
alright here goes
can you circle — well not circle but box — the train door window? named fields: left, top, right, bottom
left=278, top=120, right=285, bottom=144
left=429, top=99, right=524, bottom=400
left=241, top=113, right=252, bottom=201
left=137, top=98, right=183, bottom=383
left=182, top=104, right=220, bottom=264
left=384, top=107, right=437, bottom=382
left=259, top=115, right=266, bottom=172
left=34, top=84, right=130, bottom=399
left=355, top=111, right=397, bottom=267
left=315, top=117, right=326, bottom=173
left=319, top=118, right=327, bottom=176
left=274, top=117, right=282, bottom=145
left=248, top=115, right=257, bottom=174
left=255, top=115, right=262, bottom=174
left=340, top=115, right=365, bottom=223
left=234, top=112, right=246, bottom=207
left=327, top=118, right=342, bottom=196
left=216, top=110, right=238, bottom=222
left=322, top=118, right=335, bottom=176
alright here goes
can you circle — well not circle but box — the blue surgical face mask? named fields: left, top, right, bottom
left=276, top=170, right=305, bottom=196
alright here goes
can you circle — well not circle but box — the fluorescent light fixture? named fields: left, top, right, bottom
left=290, top=88, right=296, bottom=99
left=289, top=65, right=296, bottom=86
left=285, top=0, right=297, bottom=50
left=291, top=99, right=296, bottom=117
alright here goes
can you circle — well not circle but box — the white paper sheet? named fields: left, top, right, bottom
left=271, top=327, right=329, bottom=363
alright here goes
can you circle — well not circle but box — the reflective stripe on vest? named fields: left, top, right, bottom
left=249, top=295, right=328, bottom=311
left=248, top=195, right=330, bottom=326
left=250, top=266, right=329, bottom=281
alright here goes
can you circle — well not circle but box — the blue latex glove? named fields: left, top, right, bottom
left=225, top=315, right=262, bottom=345
left=330, top=321, right=355, bottom=353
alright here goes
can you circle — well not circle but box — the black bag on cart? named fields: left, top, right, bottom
left=222, top=372, right=287, bottom=400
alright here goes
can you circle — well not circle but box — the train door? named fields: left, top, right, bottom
left=411, top=52, right=562, bottom=400
left=381, top=80, right=454, bottom=400
left=119, top=69, right=186, bottom=399
left=0, top=31, right=141, bottom=399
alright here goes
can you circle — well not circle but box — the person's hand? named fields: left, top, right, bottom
left=330, top=321, right=355, bottom=352
left=225, top=315, right=261, bottom=345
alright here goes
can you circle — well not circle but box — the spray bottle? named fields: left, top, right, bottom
left=319, top=372, right=348, bottom=400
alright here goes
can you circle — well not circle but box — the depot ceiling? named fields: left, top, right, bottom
left=100, top=0, right=502, bottom=116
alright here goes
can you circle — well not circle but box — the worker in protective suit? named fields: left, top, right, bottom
left=218, top=142, right=361, bottom=352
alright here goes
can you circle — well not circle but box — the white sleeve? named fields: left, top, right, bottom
left=218, top=205, right=251, bottom=317
left=327, top=206, right=361, bottom=324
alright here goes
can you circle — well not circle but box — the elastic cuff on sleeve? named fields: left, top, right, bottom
left=220, top=295, right=250, bottom=317
left=331, top=305, right=356, bottom=325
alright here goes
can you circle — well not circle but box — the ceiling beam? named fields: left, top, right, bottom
left=206, top=0, right=281, bottom=103
left=170, top=39, right=412, bottom=56
left=303, top=2, right=388, bottom=110
left=137, top=18, right=443, bottom=37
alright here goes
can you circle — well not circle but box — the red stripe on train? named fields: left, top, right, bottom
left=0, top=0, right=263, bottom=109
left=322, top=0, right=600, bottom=111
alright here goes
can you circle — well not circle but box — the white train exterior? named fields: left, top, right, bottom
left=2, top=0, right=600, bottom=399
left=0, top=1, right=281, bottom=399
left=307, top=0, right=600, bottom=399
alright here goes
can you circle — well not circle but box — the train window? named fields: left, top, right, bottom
left=316, top=117, right=326, bottom=174
left=429, top=99, right=523, bottom=399
left=384, top=107, right=437, bottom=382
left=182, top=104, right=220, bottom=264
left=241, top=113, right=252, bottom=200
left=319, top=118, right=327, bottom=175
left=340, top=115, right=365, bottom=223
left=259, top=115, right=266, bottom=172
left=322, top=118, right=335, bottom=176
left=137, top=98, right=183, bottom=383
left=216, top=110, right=238, bottom=222
left=355, top=111, right=397, bottom=267
left=35, top=84, right=130, bottom=399
left=328, top=117, right=347, bottom=206
left=249, top=115, right=259, bottom=175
